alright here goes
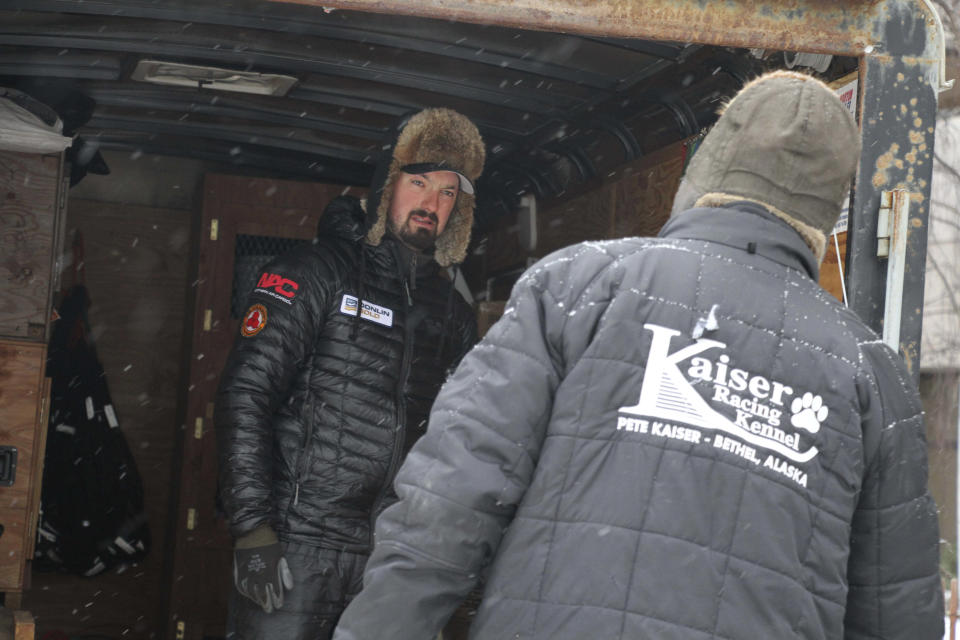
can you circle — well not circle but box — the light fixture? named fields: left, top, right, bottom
left=131, top=60, right=298, bottom=96
left=783, top=51, right=833, bottom=74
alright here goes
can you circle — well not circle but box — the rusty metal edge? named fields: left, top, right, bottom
left=269, top=0, right=885, bottom=56
left=847, top=51, right=938, bottom=377
left=269, top=0, right=949, bottom=96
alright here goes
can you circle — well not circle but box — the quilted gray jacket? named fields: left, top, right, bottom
left=334, top=203, right=943, bottom=639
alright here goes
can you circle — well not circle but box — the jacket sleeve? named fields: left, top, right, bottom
left=333, top=250, right=591, bottom=640
left=214, top=246, right=333, bottom=539
left=844, top=340, right=943, bottom=639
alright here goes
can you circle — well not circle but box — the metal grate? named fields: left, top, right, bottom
left=231, top=233, right=310, bottom=318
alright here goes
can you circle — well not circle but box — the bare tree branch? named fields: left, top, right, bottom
left=930, top=213, right=960, bottom=234
left=931, top=0, right=958, bottom=52
left=935, top=148, right=960, bottom=184
left=928, top=251, right=960, bottom=320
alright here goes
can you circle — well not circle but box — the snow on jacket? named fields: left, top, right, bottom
left=334, top=202, right=943, bottom=639
left=215, top=195, right=477, bottom=551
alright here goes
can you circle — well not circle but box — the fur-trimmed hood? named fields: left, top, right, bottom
left=364, top=108, right=485, bottom=267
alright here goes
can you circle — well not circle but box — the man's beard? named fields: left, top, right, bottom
left=389, top=209, right=439, bottom=252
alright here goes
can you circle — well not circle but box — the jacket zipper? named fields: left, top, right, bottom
left=368, top=253, right=417, bottom=548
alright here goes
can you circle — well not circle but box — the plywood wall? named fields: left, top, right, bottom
left=479, top=134, right=849, bottom=306
left=22, top=198, right=191, bottom=640
left=819, top=231, right=847, bottom=303
left=610, top=143, right=687, bottom=240
left=479, top=137, right=690, bottom=289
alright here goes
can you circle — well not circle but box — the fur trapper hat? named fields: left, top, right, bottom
left=365, top=108, right=486, bottom=266
left=681, top=70, right=861, bottom=262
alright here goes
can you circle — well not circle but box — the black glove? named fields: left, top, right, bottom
left=233, top=525, right=294, bottom=613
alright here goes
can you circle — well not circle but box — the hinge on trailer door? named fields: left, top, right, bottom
left=876, top=189, right=908, bottom=257
left=876, top=189, right=910, bottom=351
left=877, top=191, right=893, bottom=257
left=175, top=620, right=185, bottom=640
left=186, top=508, right=197, bottom=530
left=203, top=309, right=212, bottom=331
left=194, top=417, right=203, bottom=440
left=210, top=219, right=219, bottom=241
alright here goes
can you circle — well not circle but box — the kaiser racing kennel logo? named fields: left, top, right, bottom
left=616, top=324, right=827, bottom=487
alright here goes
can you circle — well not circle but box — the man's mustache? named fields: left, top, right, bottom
left=408, top=209, right=438, bottom=225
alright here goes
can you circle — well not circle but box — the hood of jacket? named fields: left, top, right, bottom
left=317, top=194, right=368, bottom=243
left=363, top=108, right=485, bottom=267
left=662, top=201, right=820, bottom=281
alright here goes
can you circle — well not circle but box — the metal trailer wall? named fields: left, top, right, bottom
left=274, top=0, right=953, bottom=379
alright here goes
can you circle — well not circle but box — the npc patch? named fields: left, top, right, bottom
left=241, top=304, right=268, bottom=337
left=254, top=272, right=300, bottom=305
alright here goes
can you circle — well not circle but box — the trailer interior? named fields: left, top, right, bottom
left=0, top=1, right=951, bottom=638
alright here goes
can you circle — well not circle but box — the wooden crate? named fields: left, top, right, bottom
left=0, top=152, right=63, bottom=342
left=0, top=340, right=50, bottom=592
left=0, top=608, right=35, bottom=640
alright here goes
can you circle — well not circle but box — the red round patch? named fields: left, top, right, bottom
left=241, top=304, right=268, bottom=337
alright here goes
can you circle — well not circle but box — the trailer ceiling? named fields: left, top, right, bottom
left=0, top=0, right=869, bottom=228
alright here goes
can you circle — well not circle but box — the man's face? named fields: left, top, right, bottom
left=387, top=170, right=459, bottom=252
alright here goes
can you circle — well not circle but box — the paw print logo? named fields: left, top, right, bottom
left=790, top=392, right=829, bottom=434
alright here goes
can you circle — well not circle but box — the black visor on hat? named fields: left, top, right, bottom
left=400, top=162, right=474, bottom=195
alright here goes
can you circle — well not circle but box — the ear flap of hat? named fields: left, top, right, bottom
left=434, top=193, right=474, bottom=266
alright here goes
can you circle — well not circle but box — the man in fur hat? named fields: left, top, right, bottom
left=215, top=108, right=485, bottom=640
left=332, top=71, right=942, bottom=640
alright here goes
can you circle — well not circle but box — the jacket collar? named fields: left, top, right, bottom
left=658, top=201, right=820, bottom=281
left=377, top=233, right=439, bottom=279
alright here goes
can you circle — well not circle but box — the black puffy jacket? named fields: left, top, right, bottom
left=216, top=195, right=477, bottom=551
left=334, top=203, right=942, bottom=640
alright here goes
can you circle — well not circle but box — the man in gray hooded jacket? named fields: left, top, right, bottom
left=333, top=71, right=943, bottom=639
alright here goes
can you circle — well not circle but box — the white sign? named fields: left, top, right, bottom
left=832, top=77, right=858, bottom=236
